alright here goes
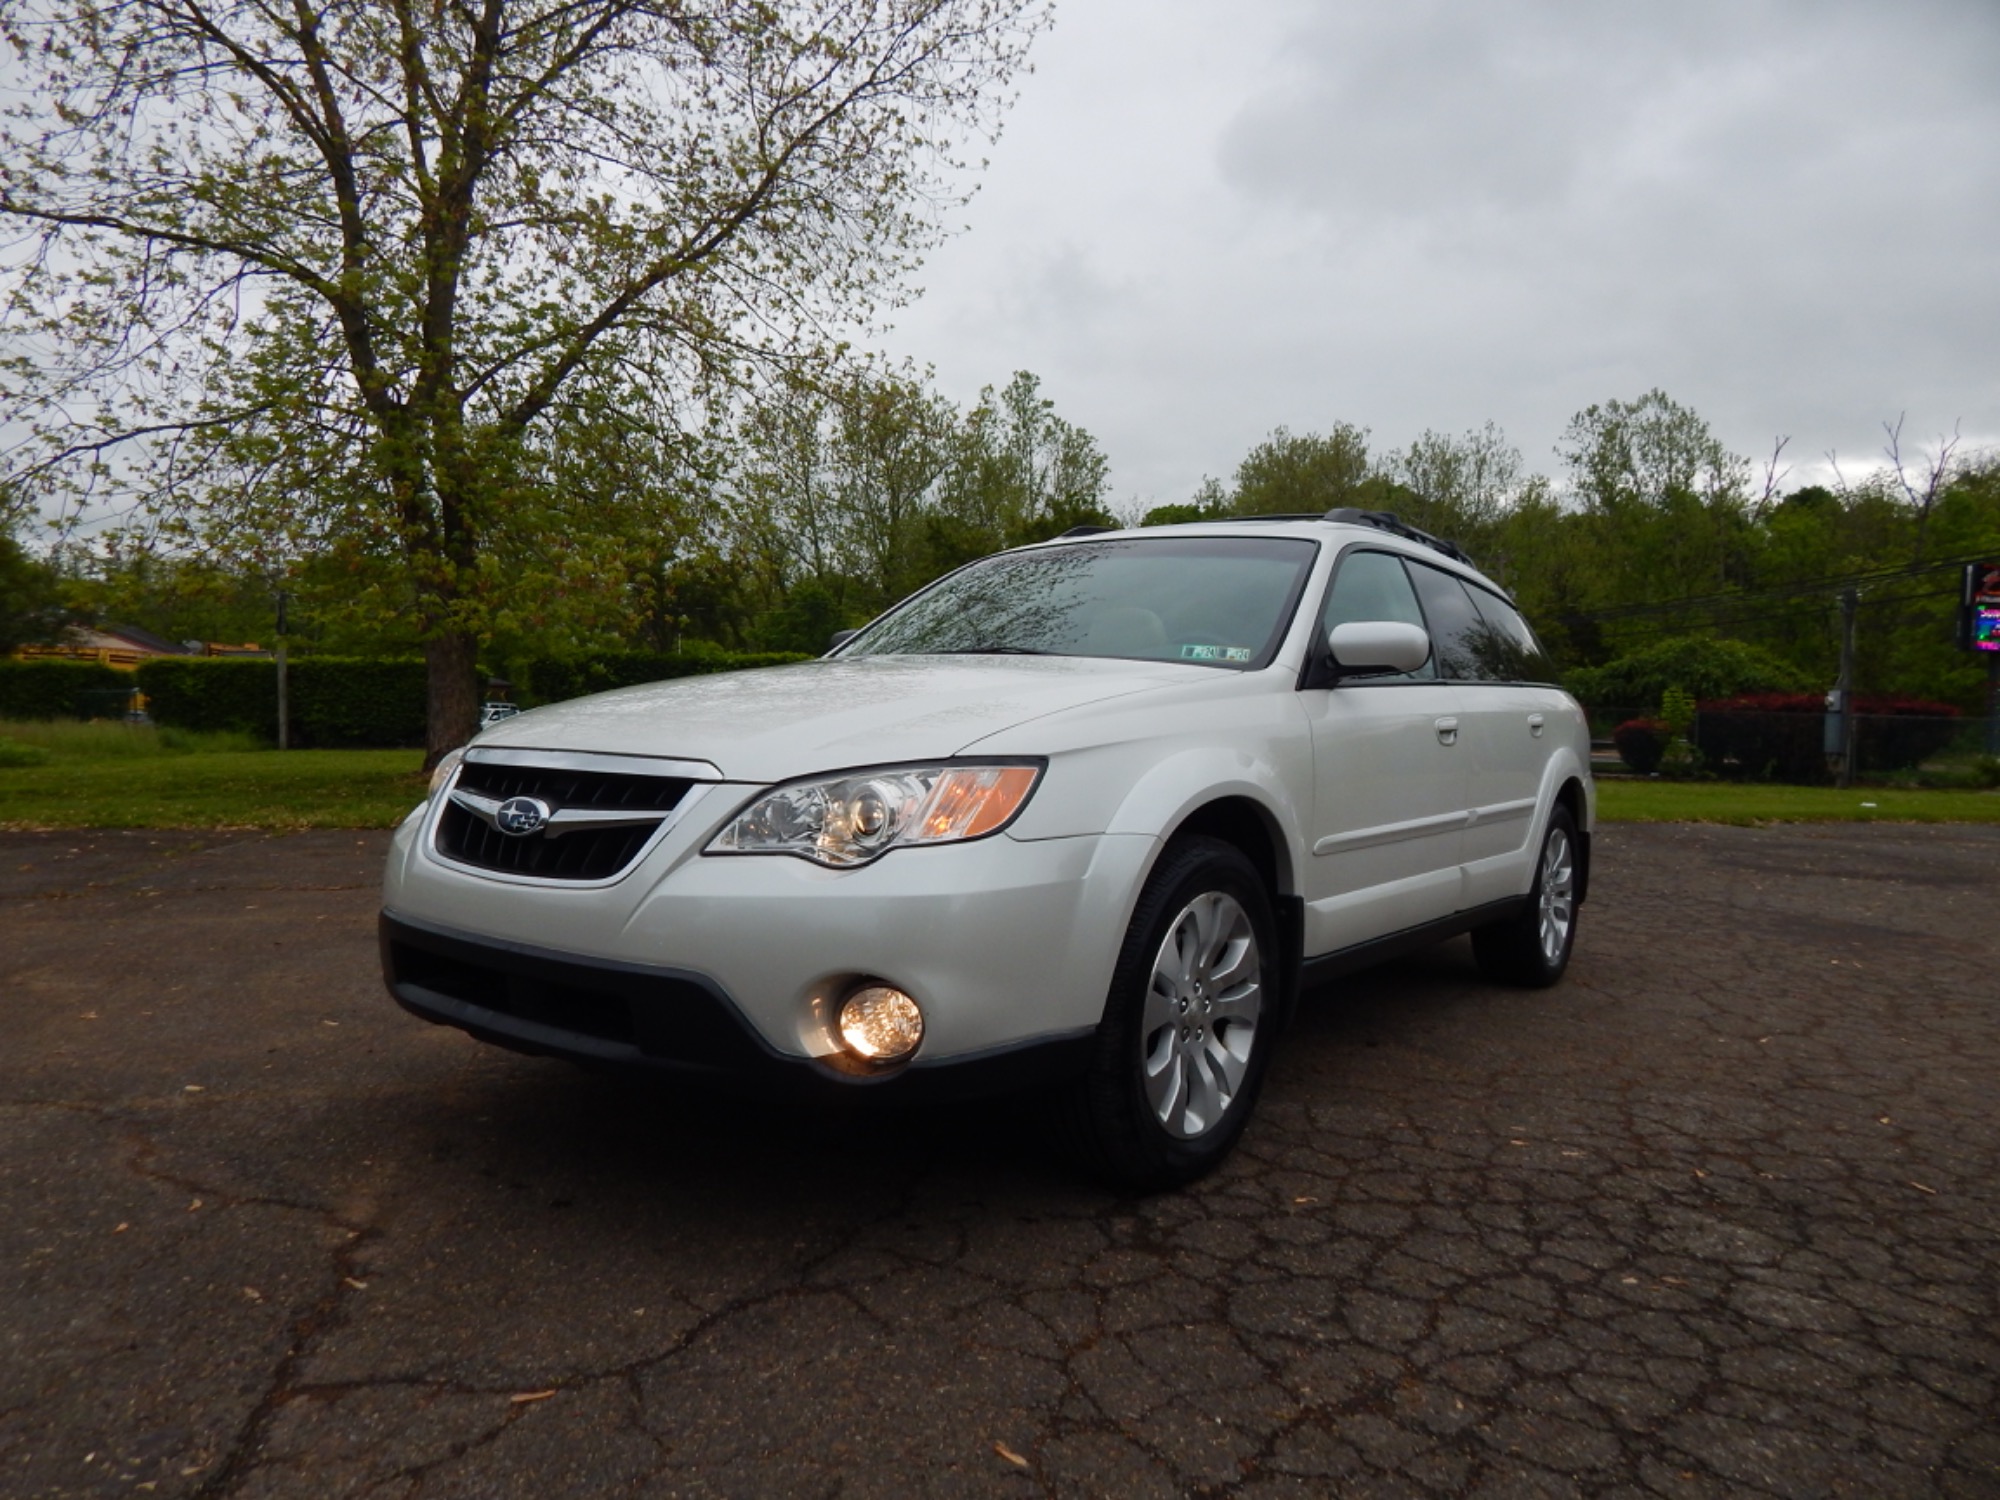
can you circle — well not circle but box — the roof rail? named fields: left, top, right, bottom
left=1056, top=524, right=1120, bottom=539
left=1321, top=508, right=1474, bottom=566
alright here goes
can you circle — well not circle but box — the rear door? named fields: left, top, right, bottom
left=1404, top=561, right=1565, bottom=908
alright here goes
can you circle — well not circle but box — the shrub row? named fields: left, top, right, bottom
left=0, top=659, right=135, bottom=720
left=136, top=657, right=429, bottom=747
left=1565, top=637, right=1809, bottom=715
left=517, top=647, right=812, bottom=705
left=95, top=646, right=817, bottom=746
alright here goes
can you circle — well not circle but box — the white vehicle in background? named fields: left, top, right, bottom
left=381, top=509, right=1593, bottom=1189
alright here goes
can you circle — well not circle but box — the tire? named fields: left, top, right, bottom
left=1471, top=804, right=1580, bottom=988
left=1063, top=837, right=1279, bottom=1192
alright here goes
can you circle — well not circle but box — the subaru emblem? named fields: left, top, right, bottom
left=494, top=795, right=552, bottom=836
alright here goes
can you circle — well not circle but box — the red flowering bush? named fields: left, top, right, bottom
left=1611, top=718, right=1671, bottom=774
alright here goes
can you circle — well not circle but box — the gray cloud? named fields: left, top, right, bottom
left=884, top=0, right=2000, bottom=506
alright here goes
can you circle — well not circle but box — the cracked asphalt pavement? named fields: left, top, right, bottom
left=2, top=821, right=1997, bottom=1498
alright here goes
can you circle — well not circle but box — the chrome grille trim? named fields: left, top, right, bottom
left=427, top=755, right=716, bottom=886
left=464, top=746, right=723, bottom=781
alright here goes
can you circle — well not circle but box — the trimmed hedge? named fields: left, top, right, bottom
left=0, top=659, right=135, bottom=720
left=137, top=657, right=427, bottom=748
left=1693, top=693, right=1962, bottom=783
left=129, top=647, right=818, bottom=745
left=289, top=658, right=428, bottom=747
left=521, top=646, right=813, bottom=706
left=137, top=657, right=275, bottom=738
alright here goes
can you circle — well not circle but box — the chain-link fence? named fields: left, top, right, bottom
left=1590, top=705, right=1997, bottom=781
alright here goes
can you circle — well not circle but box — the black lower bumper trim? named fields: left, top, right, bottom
left=379, top=911, right=1094, bottom=1102
left=1299, top=895, right=1531, bottom=988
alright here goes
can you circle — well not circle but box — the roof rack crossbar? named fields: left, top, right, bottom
left=1321, top=508, right=1474, bottom=566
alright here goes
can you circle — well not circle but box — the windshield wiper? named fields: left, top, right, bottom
left=937, top=644, right=1053, bottom=656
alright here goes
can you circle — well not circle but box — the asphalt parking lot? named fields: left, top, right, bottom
left=2, top=821, right=1996, bottom=1499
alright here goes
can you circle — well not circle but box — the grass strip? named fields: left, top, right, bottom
left=1596, top=779, right=2000, bottom=825
left=5, top=741, right=1998, bottom=831
left=0, top=749, right=426, bottom=830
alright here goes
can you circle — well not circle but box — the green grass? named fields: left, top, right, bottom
left=0, top=745, right=425, bottom=829
left=1596, top=779, right=2000, bottom=825
left=0, top=718, right=266, bottom=758
left=5, top=715, right=1998, bottom=830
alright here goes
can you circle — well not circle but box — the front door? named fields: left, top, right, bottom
left=1300, top=548, right=1467, bottom=956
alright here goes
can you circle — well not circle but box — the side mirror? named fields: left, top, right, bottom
left=826, top=628, right=859, bottom=653
left=1325, top=620, right=1430, bottom=679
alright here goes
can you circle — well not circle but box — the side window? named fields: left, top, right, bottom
left=1466, top=588, right=1558, bottom=683
left=1405, top=561, right=1489, bottom=681
left=1319, top=549, right=1434, bottom=680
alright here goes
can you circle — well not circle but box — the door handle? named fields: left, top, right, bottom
left=1434, top=716, right=1459, bottom=746
left=1528, top=713, right=1546, bottom=737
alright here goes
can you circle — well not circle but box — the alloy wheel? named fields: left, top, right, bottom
left=1139, top=890, right=1263, bottom=1139
left=1538, top=825, right=1576, bottom=966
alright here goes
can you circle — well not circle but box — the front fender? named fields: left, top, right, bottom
left=1006, top=735, right=1311, bottom=903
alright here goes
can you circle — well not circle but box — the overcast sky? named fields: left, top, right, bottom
left=880, top=0, right=2000, bottom=512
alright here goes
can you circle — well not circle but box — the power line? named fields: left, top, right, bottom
left=1579, top=586, right=1957, bottom=643
left=1563, top=550, right=1990, bottom=624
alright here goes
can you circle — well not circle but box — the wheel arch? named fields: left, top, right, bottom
left=1156, top=795, right=1303, bottom=1031
left=1166, top=795, right=1291, bottom=900
left=1553, top=775, right=1591, bottom=905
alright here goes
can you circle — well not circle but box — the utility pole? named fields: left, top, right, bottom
left=275, top=591, right=290, bottom=752
left=1833, top=587, right=1857, bottom=788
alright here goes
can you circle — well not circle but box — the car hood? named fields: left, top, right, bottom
left=472, top=655, right=1196, bottom=784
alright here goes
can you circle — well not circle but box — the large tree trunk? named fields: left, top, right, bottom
left=423, top=631, right=481, bottom=770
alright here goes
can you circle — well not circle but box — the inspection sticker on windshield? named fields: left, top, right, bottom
left=1180, top=644, right=1253, bottom=662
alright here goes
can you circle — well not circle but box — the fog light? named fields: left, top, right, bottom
left=837, top=984, right=924, bottom=1062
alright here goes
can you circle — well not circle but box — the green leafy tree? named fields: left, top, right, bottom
left=0, top=530, right=74, bottom=653
left=725, top=365, right=1108, bottom=639
left=944, top=371, right=1113, bottom=545
left=1554, top=391, right=1754, bottom=646
left=63, top=550, right=279, bottom=652
left=1558, top=390, right=1748, bottom=517
left=1386, top=422, right=1530, bottom=554
left=0, top=0, right=1048, bottom=762
left=1232, top=423, right=1371, bottom=515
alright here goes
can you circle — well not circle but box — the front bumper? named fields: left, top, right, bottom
left=380, top=911, right=1096, bottom=1100
left=381, top=784, right=1158, bottom=1092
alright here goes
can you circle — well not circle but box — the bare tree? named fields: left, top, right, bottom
left=1880, top=414, right=1963, bottom=563
left=1754, top=435, right=1791, bottom=518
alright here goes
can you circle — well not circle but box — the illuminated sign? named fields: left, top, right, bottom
left=1967, top=562, right=2000, bottom=652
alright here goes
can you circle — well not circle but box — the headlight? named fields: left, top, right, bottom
left=708, top=763, right=1042, bottom=868
left=427, top=747, right=467, bottom=799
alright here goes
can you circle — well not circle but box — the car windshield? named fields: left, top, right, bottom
left=842, top=536, right=1319, bottom=668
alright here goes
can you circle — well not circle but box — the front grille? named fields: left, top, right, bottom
left=435, top=758, right=693, bottom=880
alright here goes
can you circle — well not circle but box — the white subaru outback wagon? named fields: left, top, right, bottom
left=381, top=509, right=1593, bottom=1189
